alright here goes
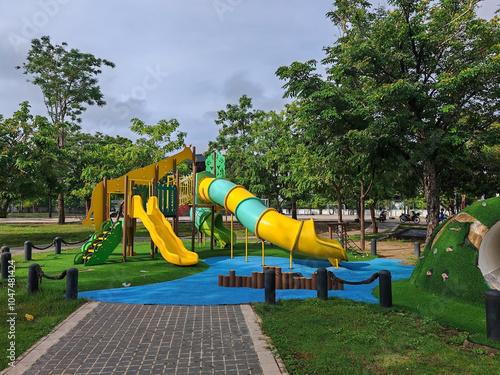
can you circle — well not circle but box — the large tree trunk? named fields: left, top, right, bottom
left=0, top=200, right=10, bottom=218
left=336, top=186, right=343, bottom=223
left=58, top=193, right=65, bottom=225
left=370, top=199, right=378, bottom=234
left=48, top=190, right=53, bottom=218
left=291, top=201, right=297, bottom=220
left=359, top=182, right=366, bottom=251
left=423, top=160, right=440, bottom=241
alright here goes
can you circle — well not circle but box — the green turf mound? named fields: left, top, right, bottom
left=410, top=197, right=500, bottom=305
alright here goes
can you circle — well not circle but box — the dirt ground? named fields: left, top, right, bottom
left=354, top=239, right=419, bottom=261
left=316, top=229, right=421, bottom=261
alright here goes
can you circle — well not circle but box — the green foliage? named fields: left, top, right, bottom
left=277, top=0, right=500, bottom=236
left=209, top=96, right=308, bottom=212
left=16, top=35, right=115, bottom=128
left=0, top=103, right=64, bottom=217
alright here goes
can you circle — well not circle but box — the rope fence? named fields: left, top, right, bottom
left=23, top=234, right=92, bottom=261
left=27, top=263, right=78, bottom=300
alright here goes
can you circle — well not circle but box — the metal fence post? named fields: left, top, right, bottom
left=55, top=237, right=62, bottom=254
left=317, top=267, right=328, bottom=300
left=66, top=267, right=79, bottom=300
left=27, top=263, right=40, bottom=294
left=265, top=269, right=275, bottom=305
left=379, top=270, right=392, bottom=308
left=414, top=242, right=421, bottom=259
left=486, top=290, right=500, bottom=341
left=24, top=241, right=32, bottom=261
left=1, top=252, right=11, bottom=279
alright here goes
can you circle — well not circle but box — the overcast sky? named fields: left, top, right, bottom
left=1, top=1, right=498, bottom=152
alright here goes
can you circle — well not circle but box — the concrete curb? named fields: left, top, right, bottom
left=241, top=304, right=288, bottom=374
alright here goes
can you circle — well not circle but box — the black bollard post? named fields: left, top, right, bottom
left=24, top=241, right=32, bottom=261
left=27, top=263, right=40, bottom=294
left=485, top=290, right=500, bottom=341
left=54, top=237, right=62, bottom=255
left=265, top=269, right=275, bottom=305
left=371, top=239, right=377, bottom=256
left=1, top=245, right=10, bottom=253
left=414, top=242, right=421, bottom=259
left=317, top=267, right=328, bottom=300
left=379, top=270, right=392, bottom=308
left=1, top=252, right=11, bottom=279
left=66, top=267, right=79, bottom=300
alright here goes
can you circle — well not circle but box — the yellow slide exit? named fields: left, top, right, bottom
left=131, top=195, right=198, bottom=266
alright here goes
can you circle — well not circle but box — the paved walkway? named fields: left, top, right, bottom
left=2, top=303, right=285, bottom=375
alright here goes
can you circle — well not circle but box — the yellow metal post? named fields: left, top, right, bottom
left=262, top=239, right=265, bottom=266
left=230, top=213, right=234, bottom=259
left=245, top=228, right=248, bottom=262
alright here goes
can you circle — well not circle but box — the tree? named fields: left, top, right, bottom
left=208, top=95, right=267, bottom=188
left=130, top=117, right=187, bottom=166
left=0, top=102, right=58, bottom=217
left=70, top=118, right=187, bottom=210
left=17, top=35, right=115, bottom=224
left=278, top=0, right=500, bottom=240
left=209, top=96, right=307, bottom=214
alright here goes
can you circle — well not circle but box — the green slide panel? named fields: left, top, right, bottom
left=74, top=220, right=123, bottom=266
left=192, top=207, right=236, bottom=248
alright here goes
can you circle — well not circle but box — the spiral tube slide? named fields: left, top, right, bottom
left=198, top=175, right=347, bottom=266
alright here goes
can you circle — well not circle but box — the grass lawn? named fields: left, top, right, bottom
left=0, top=223, right=498, bottom=373
left=0, top=221, right=248, bottom=248
left=254, top=298, right=499, bottom=375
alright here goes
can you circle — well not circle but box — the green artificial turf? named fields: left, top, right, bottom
left=410, top=197, right=500, bottom=306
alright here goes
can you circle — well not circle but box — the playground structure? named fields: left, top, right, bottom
left=196, top=172, right=347, bottom=266
left=77, top=144, right=197, bottom=266
left=77, top=144, right=347, bottom=267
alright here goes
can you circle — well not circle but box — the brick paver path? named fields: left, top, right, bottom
left=24, top=303, right=263, bottom=374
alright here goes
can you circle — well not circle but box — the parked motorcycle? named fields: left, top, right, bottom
left=400, top=211, right=420, bottom=223
left=378, top=210, right=388, bottom=222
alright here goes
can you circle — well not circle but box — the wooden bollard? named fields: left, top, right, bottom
left=275, top=267, right=282, bottom=289
left=235, top=276, right=242, bottom=287
left=305, top=278, right=312, bottom=290
left=246, top=276, right=252, bottom=288
left=257, top=272, right=265, bottom=289
left=282, top=273, right=289, bottom=289
left=229, top=270, right=236, bottom=287
left=222, top=275, right=229, bottom=287
left=294, top=277, right=301, bottom=289
left=300, top=277, right=306, bottom=289
left=252, top=272, right=258, bottom=288
left=311, top=273, right=317, bottom=290
left=218, top=275, right=224, bottom=286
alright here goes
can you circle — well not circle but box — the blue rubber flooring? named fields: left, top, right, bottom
left=79, top=256, right=414, bottom=305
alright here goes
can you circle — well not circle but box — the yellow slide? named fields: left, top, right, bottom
left=131, top=195, right=198, bottom=266
left=198, top=175, right=347, bottom=266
